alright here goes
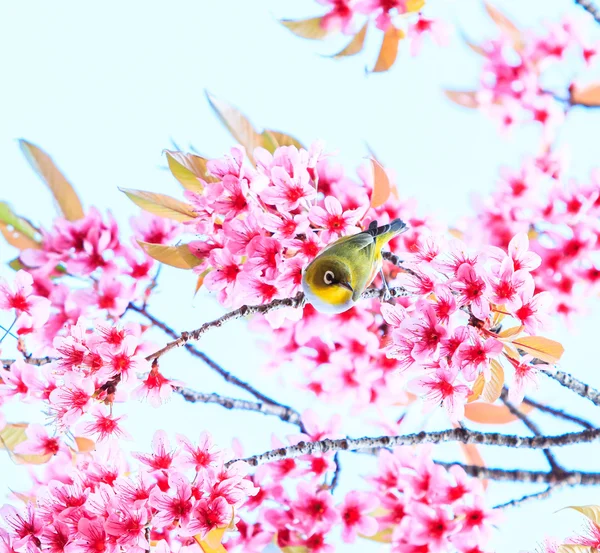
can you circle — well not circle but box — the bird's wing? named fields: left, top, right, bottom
left=321, top=231, right=375, bottom=254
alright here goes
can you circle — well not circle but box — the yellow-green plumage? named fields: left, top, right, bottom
left=302, top=219, right=408, bottom=314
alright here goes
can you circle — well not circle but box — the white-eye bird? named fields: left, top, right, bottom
left=301, top=219, right=408, bottom=314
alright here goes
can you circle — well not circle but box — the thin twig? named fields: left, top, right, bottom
left=329, top=453, right=342, bottom=491
left=229, top=427, right=600, bottom=468
left=1, top=356, right=54, bottom=369
left=145, top=286, right=410, bottom=362
left=434, top=462, right=600, bottom=486
left=574, top=0, right=600, bottom=24
left=523, top=396, right=595, bottom=429
left=175, top=387, right=303, bottom=428
left=501, top=389, right=562, bottom=472
left=130, top=303, right=291, bottom=410
left=493, top=483, right=566, bottom=509
left=544, top=369, right=600, bottom=407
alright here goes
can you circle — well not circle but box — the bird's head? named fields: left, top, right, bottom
left=301, top=256, right=354, bottom=314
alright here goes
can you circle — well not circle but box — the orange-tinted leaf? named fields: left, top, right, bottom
left=137, top=241, right=203, bottom=270
left=360, top=527, right=392, bottom=543
left=448, top=228, right=464, bottom=240
left=332, top=23, right=368, bottom=58
left=444, top=90, right=480, bottom=109
left=512, top=336, right=564, bottom=364
left=206, top=92, right=263, bottom=162
left=484, top=2, right=523, bottom=49
left=280, top=17, right=330, bottom=40
left=464, top=402, right=534, bottom=424
left=373, top=26, right=404, bottom=73
left=468, top=373, right=485, bottom=403
left=165, top=151, right=218, bottom=190
left=503, top=343, right=520, bottom=361
left=0, top=202, right=41, bottom=250
left=262, top=129, right=305, bottom=150
left=481, top=359, right=504, bottom=403
left=19, top=140, right=84, bottom=221
left=497, top=325, right=523, bottom=339
left=281, top=547, right=310, bottom=553
left=12, top=491, right=36, bottom=505
left=370, top=159, right=391, bottom=208
left=455, top=421, right=488, bottom=490
left=558, top=546, right=596, bottom=553
left=570, top=83, right=600, bottom=107
left=562, top=505, right=600, bottom=526
left=194, top=268, right=212, bottom=296
left=193, top=508, right=233, bottom=553
left=120, top=188, right=196, bottom=222
left=74, top=437, right=96, bottom=453
left=406, top=0, right=425, bottom=11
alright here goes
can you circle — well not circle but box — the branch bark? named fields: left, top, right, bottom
left=175, top=387, right=303, bottom=428
left=523, top=396, right=595, bottom=429
left=229, top=427, right=600, bottom=468
left=493, top=484, right=565, bottom=509
left=543, top=369, right=600, bottom=407
left=501, top=389, right=562, bottom=472
left=574, top=0, right=600, bottom=24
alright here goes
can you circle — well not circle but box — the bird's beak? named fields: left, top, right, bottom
left=339, top=281, right=353, bottom=292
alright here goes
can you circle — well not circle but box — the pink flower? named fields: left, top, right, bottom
left=506, top=354, right=541, bottom=404
left=408, top=360, right=470, bottom=421
left=237, top=272, right=280, bottom=306
left=408, top=17, right=450, bottom=56
left=401, top=301, right=448, bottom=361
left=409, top=503, right=459, bottom=551
left=203, top=248, right=244, bottom=305
left=92, top=275, right=132, bottom=318
left=132, top=367, right=179, bottom=407
left=0, top=359, right=38, bottom=399
left=13, top=423, right=63, bottom=457
left=175, top=431, right=221, bottom=473
left=80, top=404, right=131, bottom=443
left=130, top=212, right=179, bottom=245
left=40, top=521, right=70, bottom=553
left=451, top=264, right=490, bottom=320
left=99, top=335, right=151, bottom=381
left=245, top=236, right=282, bottom=280
left=510, top=278, right=552, bottom=333
left=339, top=491, right=379, bottom=543
left=317, top=0, right=355, bottom=33
left=65, top=518, right=111, bottom=553
left=309, top=196, right=364, bottom=243
left=222, top=214, right=263, bottom=255
left=489, top=232, right=541, bottom=272
left=149, top=472, right=193, bottom=528
left=355, top=0, right=408, bottom=31
left=211, top=175, right=250, bottom=218
left=260, top=165, right=315, bottom=211
left=293, top=482, right=340, bottom=534
left=457, top=336, right=503, bottom=381
left=132, top=430, right=174, bottom=472
left=0, top=270, right=50, bottom=329
left=486, top=257, right=531, bottom=307
left=48, top=373, right=95, bottom=426
left=0, top=503, right=44, bottom=553
left=455, top=495, right=501, bottom=542
left=104, top=508, right=149, bottom=549
left=181, top=496, right=231, bottom=539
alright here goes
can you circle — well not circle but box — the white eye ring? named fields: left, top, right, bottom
left=324, top=270, right=335, bottom=285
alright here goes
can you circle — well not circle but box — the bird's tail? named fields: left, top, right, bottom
left=367, top=218, right=408, bottom=246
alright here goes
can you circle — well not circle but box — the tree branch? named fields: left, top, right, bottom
left=523, top=396, right=595, bottom=429
left=501, top=389, right=562, bottom=472
left=175, top=387, right=303, bottom=428
left=574, top=0, right=600, bottom=24
left=145, top=286, right=410, bottom=362
left=130, top=303, right=292, bottom=410
left=493, top=484, right=565, bottom=509
left=1, top=356, right=53, bottom=369
left=543, top=369, right=600, bottom=407
left=229, top=427, right=600, bottom=468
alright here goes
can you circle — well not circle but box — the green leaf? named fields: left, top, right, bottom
left=137, top=240, right=203, bottom=270
left=280, top=17, right=330, bottom=40
left=0, top=202, right=41, bottom=250
left=19, top=140, right=85, bottom=221
left=165, top=150, right=219, bottom=191
left=120, top=188, right=196, bottom=222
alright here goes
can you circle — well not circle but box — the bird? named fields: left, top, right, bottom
left=302, top=218, right=408, bottom=314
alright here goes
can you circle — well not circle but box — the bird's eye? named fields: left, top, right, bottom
left=323, top=270, right=335, bottom=285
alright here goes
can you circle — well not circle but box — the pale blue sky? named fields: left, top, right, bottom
left=1, top=1, right=600, bottom=551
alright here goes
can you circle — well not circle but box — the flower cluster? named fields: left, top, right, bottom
left=0, top=430, right=257, bottom=553
left=0, top=317, right=182, bottom=440
left=9, top=210, right=178, bottom=353
left=465, top=12, right=598, bottom=137
left=468, top=150, right=600, bottom=319
left=227, top=412, right=495, bottom=553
